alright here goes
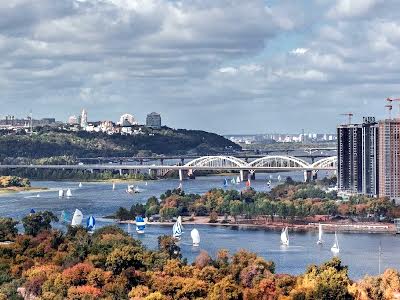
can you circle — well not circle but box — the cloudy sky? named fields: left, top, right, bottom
left=0, top=0, right=398, bottom=133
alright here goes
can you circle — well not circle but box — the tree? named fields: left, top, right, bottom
left=106, top=245, right=143, bottom=274
left=115, top=207, right=131, bottom=221
left=230, top=200, right=243, bottom=223
left=22, top=211, right=58, bottom=236
left=0, top=218, right=18, bottom=242
left=158, top=235, right=181, bottom=259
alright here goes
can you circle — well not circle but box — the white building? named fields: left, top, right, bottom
left=80, top=109, right=88, bottom=129
left=118, top=114, right=137, bottom=126
left=68, top=115, right=78, bottom=125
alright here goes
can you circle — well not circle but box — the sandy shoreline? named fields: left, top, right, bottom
left=0, top=187, right=48, bottom=195
left=117, top=216, right=397, bottom=234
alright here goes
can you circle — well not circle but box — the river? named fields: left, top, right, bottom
left=0, top=172, right=398, bottom=279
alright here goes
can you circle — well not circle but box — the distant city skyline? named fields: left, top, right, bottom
left=0, top=1, right=399, bottom=133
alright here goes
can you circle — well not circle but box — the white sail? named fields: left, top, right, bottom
left=278, top=175, right=282, bottom=182
left=236, top=176, right=241, bottom=184
left=145, top=182, right=148, bottom=186
left=66, top=189, right=72, bottom=197
left=331, top=232, right=340, bottom=254
left=58, top=189, right=64, bottom=198
left=79, top=182, right=82, bottom=188
left=71, top=209, right=83, bottom=226
left=191, top=228, right=200, bottom=246
left=112, top=183, right=116, bottom=190
left=280, top=227, right=289, bottom=246
left=173, top=216, right=183, bottom=239
left=317, top=223, right=323, bottom=244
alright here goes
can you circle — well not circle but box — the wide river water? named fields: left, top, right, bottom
left=0, top=172, right=399, bottom=279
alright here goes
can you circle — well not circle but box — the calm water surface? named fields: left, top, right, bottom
left=0, top=172, right=398, bottom=279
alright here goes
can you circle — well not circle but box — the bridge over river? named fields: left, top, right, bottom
left=0, top=155, right=337, bottom=182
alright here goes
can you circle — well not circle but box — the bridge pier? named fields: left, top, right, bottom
left=240, top=170, right=250, bottom=181
left=179, top=169, right=190, bottom=181
left=304, top=170, right=312, bottom=182
left=119, top=169, right=123, bottom=176
left=148, top=169, right=157, bottom=179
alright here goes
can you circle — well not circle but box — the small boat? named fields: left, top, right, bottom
left=172, top=216, right=184, bottom=240
left=267, top=180, right=271, bottom=188
left=71, top=209, right=83, bottom=227
left=278, top=175, right=282, bottom=182
left=86, top=216, right=96, bottom=233
left=78, top=182, right=83, bottom=188
left=177, top=182, right=183, bottom=191
left=66, top=189, right=72, bottom=198
left=231, top=178, right=236, bottom=185
left=145, top=182, right=148, bottom=186
left=134, top=186, right=141, bottom=193
left=246, top=179, right=251, bottom=188
left=236, top=176, right=241, bottom=184
left=58, top=189, right=64, bottom=198
left=223, top=178, right=228, bottom=187
left=281, top=227, right=289, bottom=246
left=317, top=223, right=323, bottom=245
left=29, top=209, right=35, bottom=215
left=135, top=216, right=146, bottom=234
left=331, top=232, right=340, bottom=254
left=126, top=185, right=134, bottom=194
left=112, top=182, right=116, bottom=190
left=191, top=228, right=200, bottom=246
left=60, top=210, right=70, bottom=224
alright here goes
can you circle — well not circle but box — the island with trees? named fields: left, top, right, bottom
left=0, top=176, right=46, bottom=194
left=114, top=177, right=400, bottom=233
left=0, top=212, right=399, bottom=299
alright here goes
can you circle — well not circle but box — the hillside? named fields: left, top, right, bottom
left=0, top=127, right=241, bottom=160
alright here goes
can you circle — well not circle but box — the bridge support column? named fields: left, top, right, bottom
left=119, top=169, right=123, bottom=176
left=240, top=170, right=249, bottom=181
left=250, top=172, right=255, bottom=180
left=304, top=170, right=312, bottom=182
left=148, top=169, right=157, bottom=179
left=180, top=158, right=185, bottom=165
left=179, top=169, right=188, bottom=180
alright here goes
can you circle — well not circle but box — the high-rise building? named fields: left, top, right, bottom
left=378, top=118, right=400, bottom=202
left=337, top=117, right=380, bottom=197
left=337, top=124, right=363, bottom=193
left=80, top=109, right=88, bottom=129
left=146, top=112, right=161, bottom=129
left=362, top=117, right=379, bottom=196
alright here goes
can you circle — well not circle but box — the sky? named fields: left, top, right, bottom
left=0, top=0, right=399, bottom=134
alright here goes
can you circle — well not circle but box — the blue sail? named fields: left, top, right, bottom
left=223, top=178, right=228, bottom=187
left=30, top=209, right=36, bottom=214
left=60, top=210, right=71, bottom=223
left=135, top=216, right=146, bottom=232
left=172, top=216, right=183, bottom=238
left=86, top=216, right=96, bottom=231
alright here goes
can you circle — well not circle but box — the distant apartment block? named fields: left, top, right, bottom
left=146, top=112, right=161, bottom=129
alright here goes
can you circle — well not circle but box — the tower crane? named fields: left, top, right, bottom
left=340, top=112, right=353, bottom=124
left=385, top=104, right=393, bottom=119
left=386, top=97, right=400, bottom=118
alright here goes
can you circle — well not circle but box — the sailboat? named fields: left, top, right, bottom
left=317, top=223, right=323, bottom=245
left=246, top=179, right=251, bottom=188
left=269, top=174, right=273, bottom=179
left=177, top=182, right=183, bottom=191
left=280, top=227, right=289, bottom=246
left=267, top=180, right=271, bottom=188
left=172, top=216, right=184, bottom=240
left=191, top=228, right=200, bottom=246
left=145, top=182, right=148, bottom=186
left=71, top=209, right=83, bottom=227
left=236, top=176, right=241, bottom=184
left=29, top=209, right=36, bottom=215
left=58, top=189, right=64, bottom=198
left=126, top=185, right=134, bottom=194
left=86, top=216, right=96, bottom=233
left=135, top=216, right=146, bottom=234
left=278, top=175, right=282, bottom=182
left=78, top=182, right=83, bottom=188
left=134, top=186, right=141, bottom=193
left=331, top=232, right=340, bottom=254
left=60, top=210, right=70, bottom=224
left=231, top=177, right=236, bottom=185
left=66, top=189, right=72, bottom=198
left=223, top=178, right=228, bottom=187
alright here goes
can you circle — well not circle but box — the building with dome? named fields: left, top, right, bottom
left=118, top=114, right=137, bottom=126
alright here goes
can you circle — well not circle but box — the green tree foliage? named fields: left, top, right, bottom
left=21, top=211, right=58, bottom=236
left=0, top=218, right=18, bottom=242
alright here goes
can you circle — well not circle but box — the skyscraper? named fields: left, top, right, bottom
left=337, top=124, right=363, bottom=193
left=378, top=118, right=400, bottom=202
left=80, top=109, right=88, bottom=129
left=362, top=117, right=379, bottom=196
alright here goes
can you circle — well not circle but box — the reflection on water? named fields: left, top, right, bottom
left=0, top=172, right=398, bottom=279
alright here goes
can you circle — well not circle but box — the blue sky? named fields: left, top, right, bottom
left=0, top=0, right=398, bottom=134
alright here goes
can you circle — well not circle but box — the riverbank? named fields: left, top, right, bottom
left=117, top=216, right=397, bottom=234
left=0, top=186, right=48, bottom=195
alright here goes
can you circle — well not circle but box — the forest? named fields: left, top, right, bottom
left=0, top=127, right=240, bottom=160
left=0, top=212, right=399, bottom=299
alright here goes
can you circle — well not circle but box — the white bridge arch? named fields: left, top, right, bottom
left=311, top=156, right=337, bottom=169
left=184, top=156, right=247, bottom=168
left=248, top=155, right=310, bottom=169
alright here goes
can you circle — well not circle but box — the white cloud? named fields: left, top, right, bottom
left=327, top=0, right=381, bottom=19
left=290, top=48, right=309, bottom=55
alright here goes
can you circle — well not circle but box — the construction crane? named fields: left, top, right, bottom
left=386, top=97, right=400, bottom=118
left=340, top=112, right=353, bottom=124
left=385, top=104, right=393, bottom=119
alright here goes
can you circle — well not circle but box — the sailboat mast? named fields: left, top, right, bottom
left=378, top=240, right=382, bottom=274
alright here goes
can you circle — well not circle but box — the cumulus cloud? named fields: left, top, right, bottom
left=1, top=0, right=400, bottom=133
